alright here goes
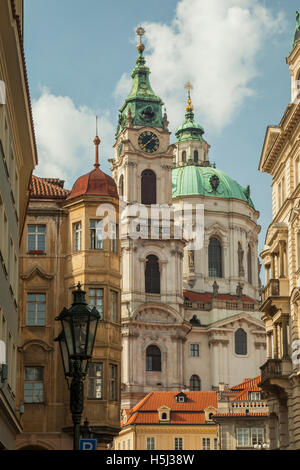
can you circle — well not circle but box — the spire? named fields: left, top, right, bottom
left=184, top=81, right=194, bottom=119
left=93, top=116, right=100, bottom=169
left=116, top=26, right=164, bottom=137
left=175, top=82, right=204, bottom=143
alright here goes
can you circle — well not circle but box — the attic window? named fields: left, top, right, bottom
left=175, top=393, right=187, bottom=403
left=161, top=412, right=168, bottom=420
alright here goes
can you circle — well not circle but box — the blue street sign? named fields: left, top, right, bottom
left=79, top=439, right=97, bottom=450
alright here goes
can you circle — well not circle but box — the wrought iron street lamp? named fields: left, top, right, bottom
left=55, top=282, right=100, bottom=450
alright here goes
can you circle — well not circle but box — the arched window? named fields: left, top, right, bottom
left=247, top=245, right=252, bottom=284
left=194, top=150, right=199, bottom=163
left=190, top=375, right=201, bottom=391
left=182, top=151, right=186, bottom=163
left=141, top=170, right=156, bottom=205
left=208, top=237, right=222, bottom=278
left=235, top=328, right=247, bottom=355
left=145, top=255, right=160, bottom=294
left=119, top=175, right=124, bottom=198
left=146, top=345, right=161, bottom=371
left=161, top=412, right=167, bottom=420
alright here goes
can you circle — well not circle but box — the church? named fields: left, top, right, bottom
left=111, top=28, right=266, bottom=410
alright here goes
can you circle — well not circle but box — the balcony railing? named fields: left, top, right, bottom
left=260, top=358, right=292, bottom=384
left=262, top=278, right=289, bottom=303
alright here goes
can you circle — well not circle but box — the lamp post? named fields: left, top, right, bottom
left=55, top=282, right=100, bottom=450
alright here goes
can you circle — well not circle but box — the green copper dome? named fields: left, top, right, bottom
left=116, top=37, right=164, bottom=137
left=175, top=83, right=205, bottom=143
left=172, top=165, right=255, bottom=209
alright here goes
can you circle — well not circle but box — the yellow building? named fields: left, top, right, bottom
left=114, top=391, right=218, bottom=450
left=0, top=0, right=37, bottom=449
left=258, top=14, right=300, bottom=450
left=16, top=138, right=122, bottom=450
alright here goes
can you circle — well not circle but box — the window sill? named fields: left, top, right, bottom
left=27, top=251, right=46, bottom=255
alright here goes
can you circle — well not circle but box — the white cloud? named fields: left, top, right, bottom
left=116, top=0, right=285, bottom=132
left=32, top=88, right=114, bottom=189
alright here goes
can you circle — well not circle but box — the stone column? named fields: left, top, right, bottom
left=281, top=316, right=289, bottom=359
left=274, top=324, right=279, bottom=359
left=271, top=253, right=276, bottom=279
left=279, top=241, right=286, bottom=278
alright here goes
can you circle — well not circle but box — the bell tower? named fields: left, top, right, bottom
left=111, top=28, right=188, bottom=409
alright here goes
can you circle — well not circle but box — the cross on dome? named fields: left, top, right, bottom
left=184, top=81, right=194, bottom=112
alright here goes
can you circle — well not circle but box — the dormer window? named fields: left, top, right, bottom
left=158, top=406, right=171, bottom=422
left=161, top=412, right=167, bottom=420
left=175, top=392, right=188, bottom=403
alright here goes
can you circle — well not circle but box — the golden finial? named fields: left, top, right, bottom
left=93, top=116, right=100, bottom=169
left=136, top=26, right=145, bottom=53
left=184, top=81, right=194, bottom=112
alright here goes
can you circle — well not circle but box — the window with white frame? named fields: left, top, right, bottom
left=73, top=222, right=82, bottom=252
left=26, top=294, right=46, bottom=326
left=127, top=439, right=131, bottom=450
left=249, top=391, right=261, bottom=401
left=109, top=364, right=117, bottom=401
left=202, top=438, right=211, bottom=450
left=27, top=225, right=46, bottom=253
left=146, top=437, right=155, bottom=450
left=89, top=288, right=104, bottom=320
left=88, top=362, right=103, bottom=399
left=214, top=438, right=218, bottom=450
left=174, top=438, right=183, bottom=450
left=24, top=367, right=44, bottom=403
left=236, top=428, right=264, bottom=447
left=110, top=222, right=117, bottom=253
left=110, top=290, right=118, bottom=323
left=90, top=220, right=103, bottom=250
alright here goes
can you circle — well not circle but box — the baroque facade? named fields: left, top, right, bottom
left=111, top=30, right=266, bottom=411
left=258, top=15, right=300, bottom=450
left=16, top=139, right=122, bottom=450
left=0, top=0, right=37, bottom=449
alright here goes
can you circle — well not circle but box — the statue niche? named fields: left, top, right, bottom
left=238, top=242, right=245, bottom=277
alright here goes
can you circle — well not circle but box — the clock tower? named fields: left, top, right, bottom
left=111, top=28, right=188, bottom=409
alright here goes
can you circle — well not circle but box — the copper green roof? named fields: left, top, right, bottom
left=293, top=11, right=300, bottom=49
left=172, top=165, right=255, bottom=209
left=116, top=45, right=164, bottom=136
left=175, top=109, right=205, bottom=143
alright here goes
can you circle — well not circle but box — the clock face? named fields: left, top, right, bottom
left=138, top=131, right=160, bottom=154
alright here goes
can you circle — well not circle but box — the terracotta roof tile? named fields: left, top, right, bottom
left=183, top=290, right=256, bottom=303
left=30, top=175, right=70, bottom=200
left=122, top=391, right=218, bottom=427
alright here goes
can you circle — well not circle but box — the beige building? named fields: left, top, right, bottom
left=258, top=14, right=300, bottom=450
left=213, top=377, right=269, bottom=450
left=16, top=138, right=122, bottom=450
left=114, top=391, right=218, bottom=451
left=0, top=0, right=37, bottom=449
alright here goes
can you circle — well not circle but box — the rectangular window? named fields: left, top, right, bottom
left=214, top=438, right=218, bottom=450
left=146, top=437, right=155, bottom=450
left=109, top=364, right=117, bottom=401
left=127, top=439, right=131, bottom=450
left=27, top=225, right=46, bottom=253
left=174, top=438, right=183, bottom=450
left=202, top=438, right=211, bottom=450
left=88, top=362, right=103, bottom=399
left=190, top=344, right=199, bottom=357
left=24, top=367, right=44, bottom=403
left=249, top=391, right=261, bottom=401
left=73, top=222, right=82, bottom=251
left=89, top=288, right=104, bottom=320
left=110, top=222, right=117, bottom=253
left=90, top=220, right=103, bottom=250
left=111, top=290, right=118, bottom=323
left=237, top=428, right=250, bottom=447
left=27, top=294, right=46, bottom=326
left=251, top=428, right=264, bottom=446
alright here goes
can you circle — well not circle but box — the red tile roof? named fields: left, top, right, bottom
left=183, top=290, right=256, bottom=303
left=230, top=376, right=262, bottom=401
left=30, top=175, right=70, bottom=200
left=122, top=391, right=218, bottom=427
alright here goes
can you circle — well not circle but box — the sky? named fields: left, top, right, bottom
left=24, top=0, right=300, bottom=254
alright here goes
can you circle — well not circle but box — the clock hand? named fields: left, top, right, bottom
left=141, top=135, right=155, bottom=150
